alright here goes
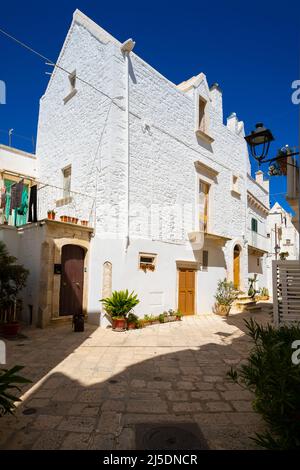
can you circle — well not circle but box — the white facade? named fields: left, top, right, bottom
left=266, top=202, right=299, bottom=297
left=31, top=9, right=273, bottom=324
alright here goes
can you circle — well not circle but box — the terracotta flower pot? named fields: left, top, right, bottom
left=47, top=212, right=56, bottom=220
left=113, top=318, right=127, bottom=331
left=215, top=304, right=230, bottom=316
left=60, top=215, right=68, bottom=223
left=71, top=217, right=78, bottom=224
left=127, top=322, right=136, bottom=330
left=3, top=322, right=20, bottom=337
left=81, top=220, right=88, bottom=226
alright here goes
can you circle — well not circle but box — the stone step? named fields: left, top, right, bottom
left=50, top=315, right=73, bottom=326
left=236, top=300, right=257, bottom=307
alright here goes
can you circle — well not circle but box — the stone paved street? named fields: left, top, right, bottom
left=0, top=312, right=269, bottom=450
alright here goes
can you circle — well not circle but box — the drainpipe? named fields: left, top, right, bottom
left=120, top=39, right=135, bottom=251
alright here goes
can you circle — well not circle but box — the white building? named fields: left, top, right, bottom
left=0, top=10, right=271, bottom=327
left=266, top=202, right=299, bottom=296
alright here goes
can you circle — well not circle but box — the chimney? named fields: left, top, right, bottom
left=227, top=112, right=238, bottom=133
left=210, top=83, right=223, bottom=124
left=255, top=170, right=270, bottom=193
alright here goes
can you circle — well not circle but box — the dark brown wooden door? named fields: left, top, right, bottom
left=59, top=244, right=85, bottom=316
left=178, top=269, right=195, bottom=315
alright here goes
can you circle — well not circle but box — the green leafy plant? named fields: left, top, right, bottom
left=248, top=275, right=258, bottom=299
left=127, top=313, right=138, bottom=324
left=214, top=278, right=239, bottom=306
left=0, top=242, right=29, bottom=323
left=136, top=319, right=145, bottom=329
left=0, top=366, right=31, bottom=416
left=100, top=290, right=139, bottom=319
left=259, top=287, right=269, bottom=298
left=227, top=318, right=300, bottom=450
left=279, top=251, right=289, bottom=260
left=176, top=310, right=183, bottom=319
left=158, top=313, right=165, bottom=323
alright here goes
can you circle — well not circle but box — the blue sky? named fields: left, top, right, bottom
left=0, top=0, right=299, bottom=211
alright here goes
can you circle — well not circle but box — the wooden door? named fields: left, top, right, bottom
left=233, top=245, right=240, bottom=289
left=178, top=269, right=195, bottom=315
left=59, top=245, right=85, bottom=316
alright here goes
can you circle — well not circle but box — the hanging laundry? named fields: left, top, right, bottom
left=0, top=187, right=6, bottom=209
left=15, top=180, right=24, bottom=207
left=28, top=185, right=37, bottom=223
left=9, top=183, right=17, bottom=214
left=17, top=187, right=28, bottom=217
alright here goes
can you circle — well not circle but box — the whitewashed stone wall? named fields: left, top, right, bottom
left=36, top=10, right=270, bottom=317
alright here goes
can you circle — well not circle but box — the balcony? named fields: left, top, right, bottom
left=0, top=182, right=95, bottom=229
left=37, top=182, right=95, bottom=228
left=248, top=229, right=269, bottom=255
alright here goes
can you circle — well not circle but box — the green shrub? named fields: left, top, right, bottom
left=127, top=313, right=138, bottom=324
left=100, top=290, right=139, bottom=319
left=0, top=366, right=31, bottom=416
left=228, top=318, right=300, bottom=450
left=214, top=278, right=239, bottom=306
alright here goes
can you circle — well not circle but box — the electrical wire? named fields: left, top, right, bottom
left=0, top=26, right=115, bottom=102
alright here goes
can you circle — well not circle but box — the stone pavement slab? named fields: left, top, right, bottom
left=0, top=311, right=268, bottom=450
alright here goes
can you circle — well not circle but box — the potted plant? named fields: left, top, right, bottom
left=213, top=278, right=240, bottom=316
left=259, top=287, right=269, bottom=301
left=71, top=217, right=78, bottom=224
left=127, top=313, right=138, bottom=330
left=0, top=366, right=31, bottom=416
left=176, top=310, right=183, bottom=321
left=0, top=242, right=28, bottom=337
left=47, top=210, right=56, bottom=220
left=81, top=220, right=88, bottom=226
left=248, top=275, right=258, bottom=299
left=279, top=251, right=289, bottom=260
left=167, top=309, right=177, bottom=321
left=101, top=290, right=140, bottom=331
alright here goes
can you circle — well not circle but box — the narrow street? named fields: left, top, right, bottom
left=0, top=312, right=269, bottom=450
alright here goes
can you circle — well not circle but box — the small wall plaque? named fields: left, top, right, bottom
left=54, top=264, right=62, bottom=275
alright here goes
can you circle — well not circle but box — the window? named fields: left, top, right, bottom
left=267, top=233, right=270, bottom=238
left=62, top=165, right=71, bottom=198
left=285, top=239, right=291, bottom=246
left=251, top=218, right=258, bottom=233
left=198, top=97, right=207, bottom=133
left=139, top=253, right=156, bottom=272
left=199, top=180, right=210, bottom=232
left=202, top=250, right=208, bottom=271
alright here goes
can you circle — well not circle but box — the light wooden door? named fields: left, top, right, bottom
left=178, top=269, right=195, bottom=315
left=233, top=246, right=240, bottom=289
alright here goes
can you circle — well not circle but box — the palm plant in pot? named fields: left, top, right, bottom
left=213, top=278, right=240, bottom=316
left=101, top=290, right=140, bottom=331
left=0, top=242, right=28, bottom=337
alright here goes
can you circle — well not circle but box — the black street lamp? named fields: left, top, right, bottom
left=245, top=122, right=274, bottom=164
left=244, top=122, right=300, bottom=258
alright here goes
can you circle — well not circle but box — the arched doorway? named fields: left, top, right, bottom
left=59, top=244, right=85, bottom=316
left=233, top=245, right=241, bottom=289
